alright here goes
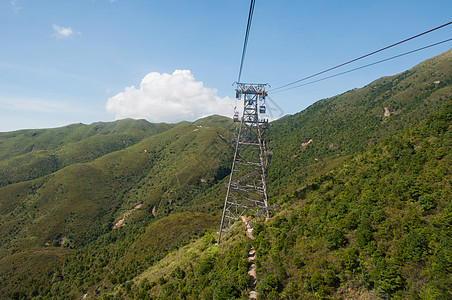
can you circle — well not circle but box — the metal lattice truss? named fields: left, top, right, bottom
left=218, top=83, right=270, bottom=243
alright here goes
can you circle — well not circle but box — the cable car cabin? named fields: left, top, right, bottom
left=233, top=112, right=239, bottom=122
left=259, top=105, right=266, bottom=114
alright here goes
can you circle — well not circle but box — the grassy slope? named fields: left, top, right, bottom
left=126, top=101, right=450, bottom=300
left=0, top=115, right=234, bottom=251
left=267, top=49, right=452, bottom=199
left=0, top=118, right=167, bottom=160
left=122, top=50, right=452, bottom=299
left=0, top=248, right=74, bottom=299
left=0, top=119, right=174, bottom=187
left=251, top=102, right=451, bottom=299
left=0, top=115, right=235, bottom=298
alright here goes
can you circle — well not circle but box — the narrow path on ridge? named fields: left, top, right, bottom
left=241, top=216, right=258, bottom=300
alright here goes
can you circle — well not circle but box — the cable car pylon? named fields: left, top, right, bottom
left=218, top=83, right=270, bottom=243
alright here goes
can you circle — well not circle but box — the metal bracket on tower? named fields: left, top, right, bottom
left=218, top=83, right=270, bottom=243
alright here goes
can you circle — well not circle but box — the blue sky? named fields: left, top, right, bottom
left=1, top=0, right=451, bottom=132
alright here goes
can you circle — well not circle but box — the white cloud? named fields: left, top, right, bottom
left=106, top=70, right=235, bottom=123
left=10, top=0, right=22, bottom=13
left=52, top=24, right=75, bottom=39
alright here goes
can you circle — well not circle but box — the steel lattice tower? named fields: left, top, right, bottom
left=218, top=83, right=270, bottom=243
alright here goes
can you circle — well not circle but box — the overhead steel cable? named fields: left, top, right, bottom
left=270, top=21, right=452, bottom=92
left=270, top=38, right=452, bottom=94
left=237, top=0, right=256, bottom=83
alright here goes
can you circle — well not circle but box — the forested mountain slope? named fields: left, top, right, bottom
left=252, top=102, right=451, bottom=299
left=132, top=99, right=451, bottom=300
left=267, top=49, right=452, bottom=198
left=0, top=115, right=234, bottom=248
left=0, top=116, right=235, bottom=297
left=0, top=50, right=450, bottom=299
left=0, top=119, right=174, bottom=187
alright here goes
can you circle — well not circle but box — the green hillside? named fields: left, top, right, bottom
left=0, top=50, right=451, bottom=299
left=0, top=119, right=174, bottom=187
left=0, top=116, right=234, bottom=250
left=267, top=49, right=452, bottom=198
left=252, top=102, right=451, bottom=299
left=128, top=100, right=451, bottom=300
